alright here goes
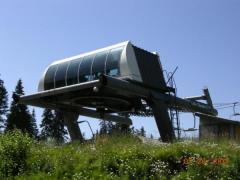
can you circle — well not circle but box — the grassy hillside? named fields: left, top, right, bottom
left=0, top=131, right=240, bottom=179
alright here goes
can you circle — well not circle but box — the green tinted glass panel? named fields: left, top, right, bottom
left=78, top=55, right=94, bottom=83
left=106, top=47, right=123, bottom=77
left=44, top=65, right=57, bottom=90
left=55, top=62, right=69, bottom=88
left=67, top=58, right=82, bottom=85
left=92, top=51, right=108, bottom=80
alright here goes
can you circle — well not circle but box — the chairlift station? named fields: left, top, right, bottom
left=20, top=41, right=219, bottom=142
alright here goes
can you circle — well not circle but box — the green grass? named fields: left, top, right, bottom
left=1, top=131, right=240, bottom=179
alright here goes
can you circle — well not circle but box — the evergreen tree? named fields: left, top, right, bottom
left=134, top=126, right=146, bottom=137
left=31, top=109, right=39, bottom=139
left=99, top=120, right=131, bottom=135
left=52, top=110, right=67, bottom=143
left=95, top=130, right=99, bottom=136
left=140, top=126, right=146, bottom=137
left=40, top=109, right=67, bottom=143
left=99, top=120, right=108, bottom=134
left=131, top=126, right=135, bottom=134
left=0, top=77, right=8, bottom=132
left=40, top=109, right=55, bottom=140
left=5, top=79, right=34, bottom=136
left=115, top=123, right=131, bottom=134
left=106, top=121, right=115, bottom=134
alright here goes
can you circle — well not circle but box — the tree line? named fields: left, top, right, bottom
left=0, top=78, right=67, bottom=143
left=0, top=77, right=149, bottom=143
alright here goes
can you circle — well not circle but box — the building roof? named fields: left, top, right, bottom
left=195, top=113, right=240, bottom=126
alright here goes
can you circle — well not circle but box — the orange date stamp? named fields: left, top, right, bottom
left=182, top=156, right=229, bottom=165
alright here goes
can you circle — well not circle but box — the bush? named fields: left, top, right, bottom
left=0, top=130, right=32, bottom=178
left=0, top=132, right=240, bottom=179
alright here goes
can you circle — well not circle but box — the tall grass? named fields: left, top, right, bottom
left=0, top=131, right=240, bottom=179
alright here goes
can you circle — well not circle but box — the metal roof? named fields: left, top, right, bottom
left=195, top=113, right=240, bottom=125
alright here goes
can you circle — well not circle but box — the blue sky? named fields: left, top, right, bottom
left=0, top=0, right=240, bottom=138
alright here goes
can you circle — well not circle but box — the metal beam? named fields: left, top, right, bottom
left=62, top=111, right=84, bottom=142
left=101, top=76, right=217, bottom=116
left=149, top=99, right=175, bottom=142
left=76, top=107, right=132, bottom=125
left=203, top=88, right=213, bottom=108
left=184, top=95, right=206, bottom=101
left=19, top=97, right=132, bottom=125
left=20, top=80, right=101, bottom=100
left=150, top=91, right=218, bottom=116
left=19, top=75, right=217, bottom=143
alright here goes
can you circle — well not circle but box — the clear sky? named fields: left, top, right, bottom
left=0, top=0, right=240, bottom=139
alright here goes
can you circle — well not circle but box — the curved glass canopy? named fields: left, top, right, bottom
left=44, top=46, right=123, bottom=90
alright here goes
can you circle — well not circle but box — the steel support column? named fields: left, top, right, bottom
left=150, top=100, right=175, bottom=142
left=62, top=111, right=84, bottom=142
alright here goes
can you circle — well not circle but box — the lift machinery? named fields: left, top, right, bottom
left=19, top=41, right=217, bottom=142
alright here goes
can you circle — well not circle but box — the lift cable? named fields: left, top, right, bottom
left=213, top=102, right=240, bottom=107
left=215, top=103, right=240, bottom=110
left=215, top=102, right=240, bottom=114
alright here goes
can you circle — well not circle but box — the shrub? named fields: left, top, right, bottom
left=1, top=132, right=240, bottom=179
left=0, top=130, right=32, bottom=178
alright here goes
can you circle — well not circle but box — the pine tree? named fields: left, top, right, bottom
left=52, top=110, right=67, bottom=143
left=40, top=109, right=55, bottom=140
left=0, top=77, right=8, bottom=132
left=140, top=126, right=146, bottom=137
left=134, top=126, right=146, bottom=137
left=31, top=109, right=39, bottom=139
left=5, top=79, right=34, bottom=136
left=99, top=120, right=108, bottom=134
left=131, top=126, right=135, bottom=134
left=99, top=121, right=115, bottom=134
left=110, top=122, right=121, bottom=134
left=115, top=122, right=131, bottom=134
left=40, top=109, right=67, bottom=143
left=95, top=130, right=99, bottom=136
left=99, top=120, right=131, bottom=135
left=106, top=121, right=115, bottom=134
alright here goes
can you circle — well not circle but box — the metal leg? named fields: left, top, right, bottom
left=62, top=111, right=84, bottom=142
left=150, top=100, right=175, bottom=142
